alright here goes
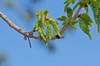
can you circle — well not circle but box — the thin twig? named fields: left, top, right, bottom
left=0, top=12, right=40, bottom=39
left=28, top=37, right=32, bottom=48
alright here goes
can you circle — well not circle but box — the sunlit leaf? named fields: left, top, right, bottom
left=78, top=13, right=93, bottom=39
left=78, top=18, right=92, bottom=40
left=80, top=13, right=93, bottom=26
left=57, top=16, right=69, bottom=27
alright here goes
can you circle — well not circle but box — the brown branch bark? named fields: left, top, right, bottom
left=0, top=12, right=40, bottom=39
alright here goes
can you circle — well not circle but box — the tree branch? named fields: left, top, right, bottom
left=0, top=12, right=40, bottom=39
left=0, top=6, right=82, bottom=41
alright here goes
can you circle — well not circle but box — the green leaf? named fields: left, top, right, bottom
left=64, top=0, right=75, bottom=4
left=62, top=19, right=69, bottom=27
left=79, top=18, right=92, bottom=40
left=64, top=4, right=69, bottom=12
left=80, top=13, right=93, bottom=26
left=57, top=16, right=69, bottom=27
left=91, top=8, right=98, bottom=24
left=64, top=0, right=75, bottom=12
left=70, top=20, right=78, bottom=30
left=84, top=6, right=89, bottom=14
left=89, top=1, right=100, bottom=33
left=97, top=13, right=100, bottom=33
left=57, top=16, right=67, bottom=21
left=64, top=0, right=67, bottom=4
left=66, top=7, right=73, bottom=18
left=79, top=1, right=87, bottom=7
left=78, top=13, right=93, bottom=39
left=62, top=18, right=71, bottom=27
left=71, top=0, right=75, bottom=4
left=73, top=2, right=79, bottom=11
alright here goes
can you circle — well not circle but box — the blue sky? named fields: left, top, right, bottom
left=0, top=0, right=100, bottom=66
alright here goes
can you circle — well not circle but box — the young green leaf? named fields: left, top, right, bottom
left=64, top=0, right=75, bottom=12
left=62, top=18, right=69, bottom=27
left=57, top=16, right=69, bottom=28
left=70, top=20, right=78, bottom=30
left=64, top=4, right=69, bottom=12
left=79, top=18, right=92, bottom=40
left=57, top=16, right=67, bottom=21
left=67, top=7, right=73, bottom=18
left=80, top=13, right=93, bottom=26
